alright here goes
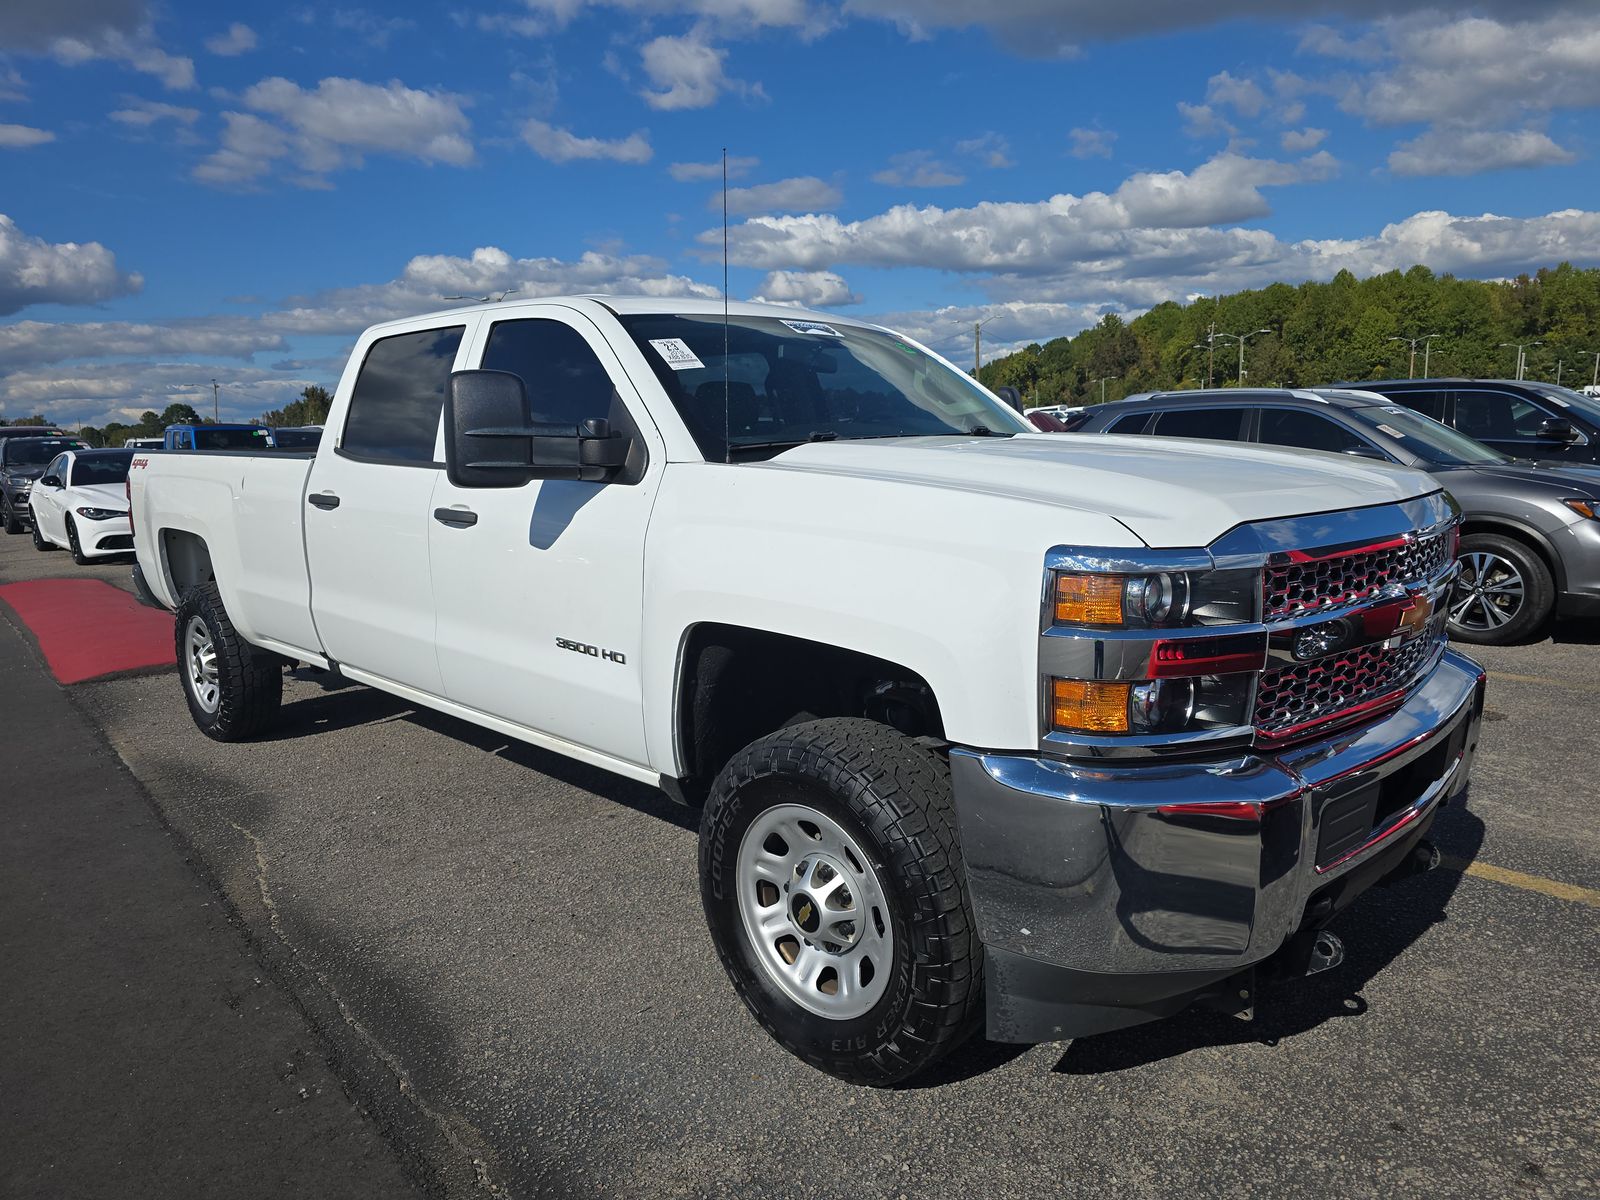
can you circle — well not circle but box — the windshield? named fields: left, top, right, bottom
left=3, top=437, right=85, bottom=467
left=1527, top=384, right=1600, bottom=425
left=1348, top=405, right=1508, bottom=466
left=272, top=428, right=322, bottom=449
left=70, top=451, right=133, bottom=486
left=616, top=314, right=1030, bottom=459
left=194, top=427, right=271, bottom=451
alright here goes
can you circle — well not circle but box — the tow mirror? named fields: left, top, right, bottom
left=994, top=385, right=1023, bottom=411
left=1535, top=416, right=1577, bottom=442
left=444, top=369, right=631, bottom=489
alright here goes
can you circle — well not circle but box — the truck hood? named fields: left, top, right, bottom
left=758, top=434, right=1437, bottom=547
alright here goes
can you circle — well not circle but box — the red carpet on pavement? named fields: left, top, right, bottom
left=0, top=579, right=174, bottom=685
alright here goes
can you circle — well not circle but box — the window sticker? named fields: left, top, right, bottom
left=1375, top=424, right=1405, bottom=438
left=648, top=338, right=706, bottom=371
left=1548, top=396, right=1570, bottom=407
left=781, top=319, right=843, bottom=337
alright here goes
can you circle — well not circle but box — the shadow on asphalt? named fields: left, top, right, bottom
left=1052, top=802, right=1486, bottom=1077
left=1547, top=618, right=1600, bottom=646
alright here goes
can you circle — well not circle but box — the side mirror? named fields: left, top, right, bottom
left=1536, top=416, right=1577, bottom=442
left=445, top=370, right=631, bottom=488
left=39, top=474, right=61, bottom=488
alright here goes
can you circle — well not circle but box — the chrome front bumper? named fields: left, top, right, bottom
left=949, top=648, right=1485, bottom=1043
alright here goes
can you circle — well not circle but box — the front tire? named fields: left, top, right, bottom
left=66, top=516, right=92, bottom=565
left=1448, top=533, right=1553, bottom=645
left=2, top=496, right=23, bottom=535
left=699, top=718, right=982, bottom=1086
left=31, top=516, right=55, bottom=552
left=174, top=582, right=282, bottom=741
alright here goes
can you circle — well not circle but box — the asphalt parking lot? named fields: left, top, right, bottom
left=3, top=533, right=1598, bottom=1199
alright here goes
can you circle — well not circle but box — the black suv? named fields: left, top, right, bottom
left=1345, top=378, right=1600, bottom=466
left=1073, top=389, right=1600, bottom=644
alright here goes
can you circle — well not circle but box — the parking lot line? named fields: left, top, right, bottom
left=1441, top=856, right=1600, bottom=908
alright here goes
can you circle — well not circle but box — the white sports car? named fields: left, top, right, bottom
left=29, top=448, right=135, bottom=563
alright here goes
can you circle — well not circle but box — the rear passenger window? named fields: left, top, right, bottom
left=1106, top=412, right=1153, bottom=434
left=480, top=319, right=618, bottom=427
left=1385, top=390, right=1445, bottom=420
left=1257, top=409, right=1366, bottom=454
left=342, top=326, right=465, bottom=463
left=1151, top=408, right=1245, bottom=440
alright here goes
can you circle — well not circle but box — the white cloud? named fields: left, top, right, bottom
left=670, top=155, right=758, bottom=181
left=195, top=76, right=475, bottom=188
left=711, top=151, right=1339, bottom=272
left=0, top=123, right=54, bottom=148
left=721, top=176, right=841, bottom=215
left=955, top=132, right=1014, bottom=168
left=1280, top=127, right=1327, bottom=152
left=108, top=98, right=200, bottom=126
left=0, top=318, right=285, bottom=370
left=1327, top=12, right=1600, bottom=128
left=752, top=270, right=860, bottom=306
left=47, top=30, right=194, bottom=89
left=639, top=31, right=757, bottom=109
left=1206, top=70, right=1268, bottom=118
left=0, top=213, right=142, bottom=316
left=1388, top=127, right=1576, bottom=177
left=873, top=151, right=963, bottom=188
left=204, top=22, right=257, bottom=55
left=1178, top=102, right=1234, bottom=140
left=501, top=0, right=817, bottom=35
left=1068, top=127, right=1115, bottom=159
left=867, top=300, right=1116, bottom=361
left=521, top=118, right=651, bottom=164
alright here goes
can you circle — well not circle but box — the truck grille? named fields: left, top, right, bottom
left=1264, top=529, right=1452, bottom=620
left=1255, top=634, right=1439, bottom=739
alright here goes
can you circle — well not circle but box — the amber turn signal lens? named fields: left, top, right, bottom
left=1051, top=678, right=1131, bottom=734
left=1054, top=573, right=1124, bottom=625
left=1563, top=498, right=1598, bottom=520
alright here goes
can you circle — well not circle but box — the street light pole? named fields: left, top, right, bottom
left=211, top=378, right=219, bottom=423
left=1556, top=360, right=1565, bottom=387
left=1388, top=334, right=1441, bottom=379
left=1093, top=375, right=1118, bottom=404
left=973, top=315, right=1000, bottom=381
left=1211, top=329, right=1272, bottom=385
left=1500, top=341, right=1543, bottom=381
left=1588, top=350, right=1600, bottom=389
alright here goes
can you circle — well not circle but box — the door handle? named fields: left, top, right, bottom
left=433, top=507, right=478, bottom=528
left=308, top=492, right=341, bottom=510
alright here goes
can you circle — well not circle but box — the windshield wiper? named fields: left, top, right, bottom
left=726, top=431, right=840, bottom=457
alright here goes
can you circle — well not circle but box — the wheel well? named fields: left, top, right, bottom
left=1458, top=519, right=1562, bottom=591
left=674, top=624, right=944, bottom=795
left=161, top=529, right=215, bottom=598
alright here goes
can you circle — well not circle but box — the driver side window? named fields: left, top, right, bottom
left=45, top=454, right=67, bottom=482
left=480, top=319, right=618, bottom=427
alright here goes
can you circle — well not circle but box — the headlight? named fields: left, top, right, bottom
left=1563, top=498, right=1599, bottom=520
left=1050, top=567, right=1257, bottom=628
left=1049, top=672, right=1254, bottom=736
left=75, top=507, right=125, bottom=520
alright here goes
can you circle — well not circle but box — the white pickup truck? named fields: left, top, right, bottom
left=129, top=296, right=1485, bottom=1084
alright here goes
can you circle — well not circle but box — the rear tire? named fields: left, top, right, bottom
left=174, top=582, right=282, bottom=741
left=31, top=517, right=55, bottom=552
left=699, top=718, right=982, bottom=1086
left=2, top=496, right=22, bottom=535
left=66, top=517, right=92, bottom=566
left=1449, top=533, right=1553, bottom=645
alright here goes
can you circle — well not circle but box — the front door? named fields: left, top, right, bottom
left=305, top=320, right=474, bottom=695
left=428, top=305, right=661, bottom=766
left=1450, top=387, right=1583, bottom=462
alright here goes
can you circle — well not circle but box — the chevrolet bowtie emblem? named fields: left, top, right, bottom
left=1399, top=594, right=1434, bottom=635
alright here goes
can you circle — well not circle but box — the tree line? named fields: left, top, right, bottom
left=1, top=385, right=334, bottom=447
left=978, top=262, right=1600, bottom=408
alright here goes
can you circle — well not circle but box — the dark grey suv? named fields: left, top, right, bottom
left=1074, top=388, right=1600, bottom=644
left=0, top=430, right=80, bottom=535
left=1345, top=378, right=1600, bottom=466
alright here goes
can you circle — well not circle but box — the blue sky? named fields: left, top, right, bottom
left=2, top=0, right=1598, bottom=425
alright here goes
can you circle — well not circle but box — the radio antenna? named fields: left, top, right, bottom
left=722, top=146, right=731, bottom=465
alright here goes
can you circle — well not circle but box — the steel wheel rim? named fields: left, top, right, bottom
left=1450, top=552, right=1525, bottom=632
left=735, top=802, right=895, bottom=1021
left=184, top=615, right=221, bottom=714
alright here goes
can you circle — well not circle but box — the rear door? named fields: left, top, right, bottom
left=305, top=318, right=475, bottom=695
left=427, top=305, right=662, bottom=765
